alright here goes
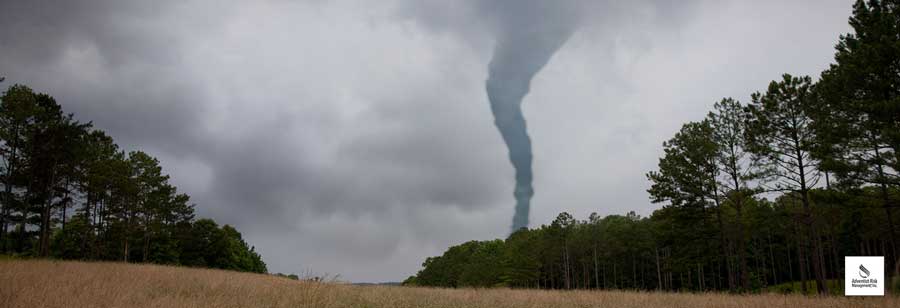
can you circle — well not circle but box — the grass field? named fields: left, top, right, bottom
left=767, top=279, right=844, bottom=295
left=1, top=259, right=898, bottom=308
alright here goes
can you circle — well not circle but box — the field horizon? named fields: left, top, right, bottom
left=2, top=259, right=898, bottom=308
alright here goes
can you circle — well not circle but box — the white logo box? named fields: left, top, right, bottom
left=845, top=256, right=884, bottom=296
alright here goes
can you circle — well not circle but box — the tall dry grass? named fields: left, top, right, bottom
left=1, top=259, right=897, bottom=308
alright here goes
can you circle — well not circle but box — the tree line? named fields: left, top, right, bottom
left=404, top=0, right=900, bottom=294
left=0, top=83, right=267, bottom=273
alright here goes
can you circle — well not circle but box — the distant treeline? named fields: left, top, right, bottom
left=0, top=84, right=266, bottom=273
left=405, top=0, right=900, bottom=294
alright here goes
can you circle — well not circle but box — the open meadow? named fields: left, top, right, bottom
left=1, top=259, right=897, bottom=308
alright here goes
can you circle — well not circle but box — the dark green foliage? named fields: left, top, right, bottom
left=407, top=240, right=508, bottom=288
left=407, top=187, right=896, bottom=292
left=813, top=0, right=900, bottom=279
left=0, top=85, right=266, bottom=273
left=646, top=121, right=718, bottom=209
left=51, top=215, right=93, bottom=260
left=178, top=219, right=267, bottom=273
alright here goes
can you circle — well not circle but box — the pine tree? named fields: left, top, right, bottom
left=814, top=0, right=900, bottom=265
left=746, top=74, right=829, bottom=295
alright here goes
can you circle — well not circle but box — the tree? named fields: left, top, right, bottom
left=76, top=130, right=120, bottom=258
left=0, top=85, right=41, bottom=252
left=707, top=97, right=761, bottom=291
left=126, top=151, right=169, bottom=262
left=647, top=121, right=719, bottom=210
left=646, top=121, right=737, bottom=291
left=6, top=88, right=90, bottom=257
left=175, top=218, right=266, bottom=273
left=746, top=74, right=829, bottom=294
left=460, top=239, right=505, bottom=287
left=813, top=0, right=900, bottom=264
left=501, top=228, right=541, bottom=287
left=547, top=212, right=571, bottom=289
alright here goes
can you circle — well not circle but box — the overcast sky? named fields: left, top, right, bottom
left=0, top=0, right=854, bottom=282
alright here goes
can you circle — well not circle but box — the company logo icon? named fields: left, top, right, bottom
left=859, top=264, right=870, bottom=278
left=845, top=256, right=883, bottom=296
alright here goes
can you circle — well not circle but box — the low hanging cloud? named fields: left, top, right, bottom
left=0, top=0, right=852, bottom=282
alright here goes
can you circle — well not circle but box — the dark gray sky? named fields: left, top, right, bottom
left=0, top=0, right=853, bottom=282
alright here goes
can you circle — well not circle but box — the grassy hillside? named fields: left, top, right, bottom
left=1, top=259, right=897, bottom=308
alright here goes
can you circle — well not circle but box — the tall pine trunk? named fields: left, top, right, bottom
left=874, top=144, right=899, bottom=271
left=715, top=204, right=735, bottom=291
left=38, top=201, right=52, bottom=257
left=0, top=124, right=20, bottom=253
left=735, top=197, right=750, bottom=291
left=801, top=189, right=829, bottom=295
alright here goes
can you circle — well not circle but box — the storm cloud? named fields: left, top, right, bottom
left=0, top=0, right=853, bottom=282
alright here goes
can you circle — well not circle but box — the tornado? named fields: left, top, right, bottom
left=485, top=1, right=577, bottom=232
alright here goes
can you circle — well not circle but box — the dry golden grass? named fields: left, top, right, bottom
left=1, top=259, right=898, bottom=308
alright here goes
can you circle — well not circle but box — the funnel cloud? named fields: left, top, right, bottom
left=484, top=1, right=579, bottom=232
